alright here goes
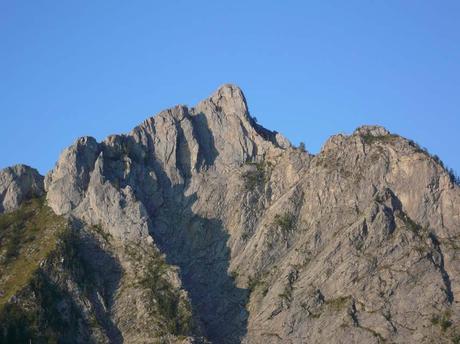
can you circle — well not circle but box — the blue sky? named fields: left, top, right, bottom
left=1, top=1, right=459, bottom=174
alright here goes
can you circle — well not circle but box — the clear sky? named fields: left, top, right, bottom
left=1, top=1, right=459, bottom=175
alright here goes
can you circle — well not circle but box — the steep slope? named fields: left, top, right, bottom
left=1, top=84, right=459, bottom=343
left=0, top=197, right=200, bottom=343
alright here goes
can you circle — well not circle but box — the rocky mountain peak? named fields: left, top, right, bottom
left=353, top=124, right=390, bottom=137
left=202, top=83, right=249, bottom=119
left=0, top=164, right=44, bottom=213
left=1, top=86, right=459, bottom=344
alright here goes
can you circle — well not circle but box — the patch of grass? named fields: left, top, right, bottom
left=278, top=289, right=292, bottom=303
left=0, top=302, right=38, bottom=343
left=407, top=140, right=460, bottom=186
left=326, top=296, right=350, bottom=312
left=0, top=269, right=84, bottom=344
left=452, top=334, right=460, bottom=344
left=56, top=230, right=96, bottom=294
left=361, top=134, right=398, bottom=145
left=140, top=250, right=194, bottom=336
left=414, top=245, right=427, bottom=256
left=4, top=226, right=21, bottom=261
left=241, top=232, right=250, bottom=241
left=0, top=198, right=94, bottom=342
left=247, top=275, right=259, bottom=293
left=230, top=270, right=239, bottom=280
left=91, top=223, right=112, bottom=243
left=0, top=198, right=68, bottom=309
left=242, top=161, right=271, bottom=191
left=273, top=213, right=296, bottom=233
left=431, top=311, right=453, bottom=332
left=443, top=236, right=460, bottom=251
left=247, top=274, right=269, bottom=297
left=396, top=212, right=425, bottom=237
left=316, top=157, right=355, bottom=180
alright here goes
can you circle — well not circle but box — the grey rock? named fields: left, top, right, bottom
left=0, top=164, right=44, bottom=213
left=45, top=136, right=100, bottom=215
left=354, top=125, right=390, bottom=137
left=5, top=84, right=460, bottom=343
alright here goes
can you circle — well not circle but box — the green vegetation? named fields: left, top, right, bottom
left=0, top=269, right=84, bottom=344
left=396, top=212, right=427, bottom=238
left=360, top=132, right=460, bottom=186
left=0, top=198, right=86, bottom=343
left=247, top=275, right=259, bottom=293
left=430, top=153, right=460, bottom=184
left=361, top=134, right=399, bottom=145
left=139, top=249, right=194, bottom=336
left=430, top=310, right=460, bottom=343
left=247, top=274, right=269, bottom=297
left=278, top=286, right=293, bottom=305
left=398, top=213, right=432, bottom=257
left=407, top=139, right=460, bottom=186
left=242, top=160, right=272, bottom=191
left=241, top=231, right=250, bottom=241
left=401, top=215, right=420, bottom=234
left=56, top=229, right=97, bottom=294
left=273, top=213, right=296, bottom=233
left=431, top=311, right=453, bottom=332
left=452, top=334, right=460, bottom=344
left=298, top=141, right=306, bottom=152
left=230, top=270, right=239, bottom=280
left=325, top=296, right=350, bottom=312
left=448, top=168, right=460, bottom=185
left=91, top=223, right=112, bottom=243
left=0, top=197, right=68, bottom=308
left=314, top=155, right=353, bottom=179
left=0, top=302, right=39, bottom=344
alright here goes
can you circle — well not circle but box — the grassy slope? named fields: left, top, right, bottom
left=0, top=197, right=67, bottom=308
left=0, top=198, right=199, bottom=343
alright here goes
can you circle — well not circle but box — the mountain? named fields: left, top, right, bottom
left=0, top=84, right=459, bottom=344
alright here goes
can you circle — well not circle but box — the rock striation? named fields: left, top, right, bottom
left=0, top=164, right=44, bottom=213
left=1, top=84, right=459, bottom=343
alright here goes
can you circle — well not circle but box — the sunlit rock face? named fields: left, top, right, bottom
left=2, top=84, right=459, bottom=343
left=0, top=164, right=44, bottom=213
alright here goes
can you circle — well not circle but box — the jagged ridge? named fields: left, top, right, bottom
left=1, top=84, right=459, bottom=344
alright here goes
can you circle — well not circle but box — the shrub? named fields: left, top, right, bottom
left=448, top=168, right=460, bottom=185
left=361, top=134, right=398, bottom=145
left=242, top=161, right=270, bottom=191
left=431, top=312, right=453, bottom=332
left=4, top=229, right=21, bottom=261
left=57, top=229, right=97, bottom=295
left=326, top=296, right=350, bottom=311
left=278, top=285, right=293, bottom=307
left=452, top=334, right=460, bottom=344
left=407, top=142, right=459, bottom=186
left=241, top=232, right=250, bottom=241
left=273, top=213, right=296, bottom=233
left=298, top=142, right=306, bottom=152
left=140, top=252, right=193, bottom=336
left=247, top=275, right=267, bottom=294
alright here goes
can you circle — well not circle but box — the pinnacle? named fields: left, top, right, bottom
left=206, top=83, right=249, bottom=116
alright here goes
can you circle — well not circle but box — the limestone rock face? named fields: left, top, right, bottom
left=2, top=84, right=460, bottom=343
left=0, top=164, right=44, bottom=213
left=45, top=136, right=100, bottom=215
